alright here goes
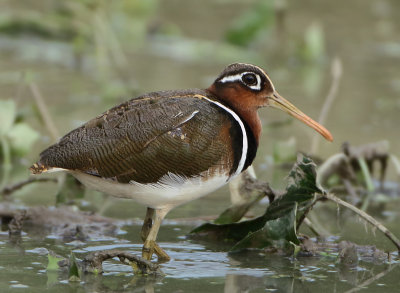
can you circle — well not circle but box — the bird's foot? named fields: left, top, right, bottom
left=142, top=240, right=171, bottom=262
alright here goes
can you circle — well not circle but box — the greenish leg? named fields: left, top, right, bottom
left=141, top=207, right=170, bottom=262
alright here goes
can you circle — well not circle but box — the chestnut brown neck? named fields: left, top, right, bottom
left=207, top=84, right=262, bottom=145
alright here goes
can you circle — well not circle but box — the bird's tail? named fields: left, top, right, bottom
left=29, top=162, right=49, bottom=174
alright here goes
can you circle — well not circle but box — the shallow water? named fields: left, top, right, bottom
left=1, top=0, right=400, bottom=292
left=0, top=222, right=399, bottom=293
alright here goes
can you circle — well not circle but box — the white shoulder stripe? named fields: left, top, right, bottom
left=202, top=96, right=248, bottom=177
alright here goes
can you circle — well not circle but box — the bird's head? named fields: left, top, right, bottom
left=208, top=63, right=333, bottom=142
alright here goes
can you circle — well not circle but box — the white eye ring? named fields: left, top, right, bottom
left=219, top=72, right=262, bottom=91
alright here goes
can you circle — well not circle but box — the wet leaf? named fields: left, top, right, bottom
left=0, top=99, right=16, bottom=137
left=231, top=203, right=299, bottom=251
left=7, top=123, right=40, bottom=156
left=191, top=155, right=321, bottom=250
left=214, top=203, right=252, bottom=225
left=266, top=155, right=321, bottom=219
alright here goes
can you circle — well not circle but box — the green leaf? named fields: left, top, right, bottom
left=213, top=203, right=249, bottom=225
left=68, top=253, right=80, bottom=282
left=265, top=155, right=321, bottom=220
left=231, top=203, right=299, bottom=251
left=0, top=99, right=16, bottom=137
left=191, top=155, right=321, bottom=249
left=47, top=252, right=64, bottom=271
left=7, top=123, right=39, bottom=156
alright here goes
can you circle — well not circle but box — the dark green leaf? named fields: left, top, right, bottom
left=266, top=155, right=321, bottom=220
left=68, top=253, right=80, bottom=282
left=191, top=155, right=321, bottom=249
left=213, top=203, right=250, bottom=225
left=231, top=203, right=298, bottom=251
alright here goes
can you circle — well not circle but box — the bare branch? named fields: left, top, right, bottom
left=322, top=192, right=400, bottom=253
left=82, top=249, right=163, bottom=275
left=29, top=82, right=59, bottom=141
left=311, top=57, right=342, bottom=154
left=1, top=177, right=56, bottom=196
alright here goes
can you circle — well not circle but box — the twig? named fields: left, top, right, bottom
left=29, top=81, right=65, bottom=204
left=15, top=72, right=27, bottom=104
left=29, top=82, right=59, bottom=141
left=358, top=157, right=375, bottom=211
left=322, top=192, right=400, bottom=253
left=1, top=177, right=57, bottom=196
left=310, top=57, right=342, bottom=154
left=0, top=138, right=11, bottom=192
left=82, top=249, right=163, bottom=275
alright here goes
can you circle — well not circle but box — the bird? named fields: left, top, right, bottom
left=30, top=63, right=333, bottom=262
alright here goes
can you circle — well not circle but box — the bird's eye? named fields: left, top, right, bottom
left=242, top=73, right=257, bottom=86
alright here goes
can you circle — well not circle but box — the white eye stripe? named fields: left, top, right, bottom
left=219, top=72, right=262, bottom=91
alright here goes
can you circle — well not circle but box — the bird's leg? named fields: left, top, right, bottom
left=141, top=207, right=154, bottom=242
left=141, top=208, right=170, bottom=261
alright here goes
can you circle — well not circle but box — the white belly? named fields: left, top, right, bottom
left=70, top=170, right=230, bottom=211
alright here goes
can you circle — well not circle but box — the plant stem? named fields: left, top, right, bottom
left=29, top=82, right=59, bottom=141
left=358, top=157, right=374, bottom=211
left=322, top=192, right=400, bottom=253
left=310, top=57, right=342, bottom=154
left=0, top=137, right=11, bottom=192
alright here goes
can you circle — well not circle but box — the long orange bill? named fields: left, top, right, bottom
left=269, top=92, right=333, bottom=142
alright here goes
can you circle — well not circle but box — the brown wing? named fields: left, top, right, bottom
left=34, top=90, right=240, bottom=183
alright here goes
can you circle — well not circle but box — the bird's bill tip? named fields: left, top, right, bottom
left=269, top=92, right=333, bottom=142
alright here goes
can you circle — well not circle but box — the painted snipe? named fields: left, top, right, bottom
left=31, top=63, right=332, bottom=261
